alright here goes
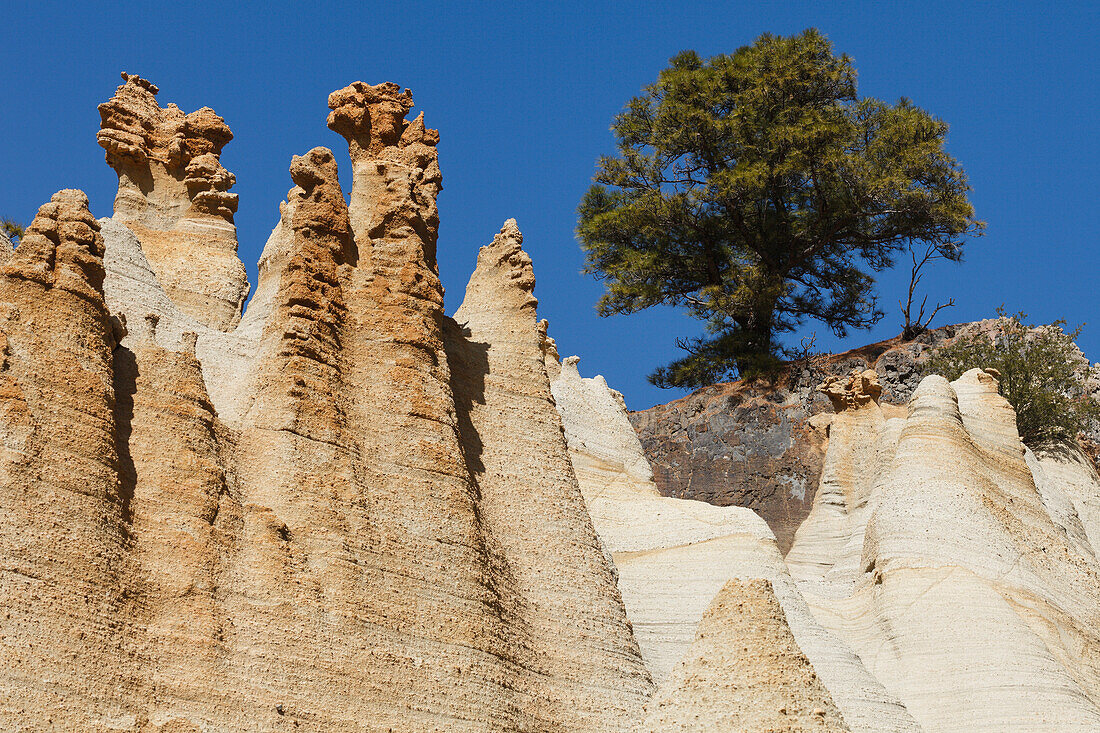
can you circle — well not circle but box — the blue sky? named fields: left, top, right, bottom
left=2, top=1, right=1097, bottom=409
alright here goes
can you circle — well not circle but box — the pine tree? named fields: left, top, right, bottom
left=578, top=29, right=983, bottom=387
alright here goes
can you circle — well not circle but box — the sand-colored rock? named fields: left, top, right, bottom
left=0, top=230, right=13, bottom=264
left=785, top=371, right=901, bottom=593
left=642, top=578, right=848, bottom=732
left=113, top=315, right=242, bottom=726
left=1032, top=445, right=1100, bottom=553
left=0, top=190, right=136, bottom=727
left=11, top=71, right=1100, bottom=733
left=321, top=85, right=545, bottom=729
left=99, top=73, right=248, bottom=330
left=446, top=221, right=653, bottom=728
left=0, top=78, right=656, bottom=731
left=550, top=354, right=920, bottom=731
left=787, top=368, right=1100, bottom=731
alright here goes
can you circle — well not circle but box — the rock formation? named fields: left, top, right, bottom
left=630, top=323, right=1100, bottom=553
left=446, top=221, right=653, bottom=728
left=0, top=190, right=136, bottom=725
left=785, top=368, right=1100, bottom=731
left=0, top=230, right=13, bottom=264
left=98, top=73, right=248, bottom=330
left=549, top=352, right=920, bottom=731
left=641, top=579, right=848, bottom=732
left=6, top=72, right=1100, bottom=733
left=0, top=76, right=653, bottom=731
left=553, top=347, right=1100, bottom=731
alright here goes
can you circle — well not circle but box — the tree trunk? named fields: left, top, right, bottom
left=734, top=308, right=776, bottom=380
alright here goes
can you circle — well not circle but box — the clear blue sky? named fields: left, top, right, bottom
left=2, top=1, right=1097, bottom=409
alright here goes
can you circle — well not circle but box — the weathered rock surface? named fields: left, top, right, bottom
left=0, top=230, right=13, bottom=264
left=1033, top=446, right=1100, bottom=552
left=0, top=190, right=136, bottom=728
left=0, top=77, right=653, bottom=731
left=641, top=578, right=848, bottom=732
left=787, top=368, right=1100, bottom=731
left=628, top=333, right=960, bottom=555
left=550, top=353, right=920, bottom=731
left=630, top=323, right=1100, bottom=553
left=99, top=73, right=249, bottom=330
left=446, top=221, right=653, bottom=728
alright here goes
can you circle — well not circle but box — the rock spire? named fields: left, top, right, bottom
left=98, top=72, right=248, bottom=330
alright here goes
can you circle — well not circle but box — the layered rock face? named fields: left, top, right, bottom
left=9, top=73, right=1100, bottom=732
left=0, top=77, right=653, bottom=731
left=98, top=73, right=248, bottom=330
left=786, top=368, right=1100, bottom=731
left=550, top=352, right=919, bottom=731
left=0, top=191, right=136, bottom=725
left=446, top=222, right=652, bottom=727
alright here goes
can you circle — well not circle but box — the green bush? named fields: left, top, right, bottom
left=924, top=309, right=1100, bottom=447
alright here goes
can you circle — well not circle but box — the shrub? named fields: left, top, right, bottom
left=924, top=308, right=1100, bottom=447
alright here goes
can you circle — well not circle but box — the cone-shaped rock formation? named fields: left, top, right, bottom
left=446, top=221, right=654, bottom=728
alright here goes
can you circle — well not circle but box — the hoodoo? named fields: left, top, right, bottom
left=98, top=73, right=249, bottom=330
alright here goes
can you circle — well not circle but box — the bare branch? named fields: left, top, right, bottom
left=901, top=240, right=955, bottom=339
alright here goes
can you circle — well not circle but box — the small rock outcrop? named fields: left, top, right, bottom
left=642, top=578, right=848, bottom=732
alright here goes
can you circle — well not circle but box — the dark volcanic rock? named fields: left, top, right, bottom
left=630, top=384, right=828, bottom=555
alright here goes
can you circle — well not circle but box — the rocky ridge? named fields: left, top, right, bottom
left=0, top=75, right=653, bottom=731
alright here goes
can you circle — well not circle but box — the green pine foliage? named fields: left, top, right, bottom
left=578, top=29, right=983, bottom=388
left=924, top=309, right=1100, bottom=447
left=0, top=219, right=23, bottom=244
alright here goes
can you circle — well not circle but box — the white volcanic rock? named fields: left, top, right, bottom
left=1032, top=445, right=1100, bottom=554
left=785, top=370, right=905, bottom=597
left=550, top=355, right=920, bottom=731
left=787, top=368, right=1100, bottom=732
